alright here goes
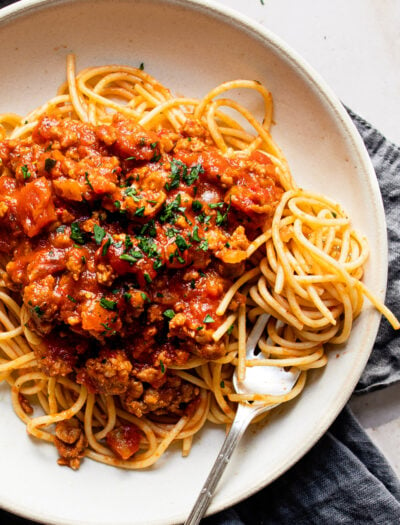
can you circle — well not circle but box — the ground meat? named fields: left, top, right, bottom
left=121, top=374, right=199, bottom=417
left=181, top=119, right=212, bottom=142
left=76, top=349, right=132, bottom=395
left=0, top=115, right=284, bottom=418
left=18, top=393, right=33, bottom=415
left=54, top=418, right=88, bottom=470
left=23, top=275, right=59, bottom=333
left=97, top=114, right=160, bottom=162
left=66, top=247, right=86, bottom=281
left=34, top=334, right=81, bottom=376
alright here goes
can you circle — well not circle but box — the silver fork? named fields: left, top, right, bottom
left=184, top=313, right=300, bottom=525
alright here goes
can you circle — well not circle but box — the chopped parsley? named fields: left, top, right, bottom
left=102, top=238, right=112, bottom=256
left=125, top=235, right=133, bottom=249
left=21, top=165, right=31, bottom=180
left=203, top=314, right=214, bottom=323
left=151, top=153, right=161, bottom=163
left=67, top=295, right=77, bottom=303
left=166, top=159, right=203, bottom=188
left=192, top=200, right=203, bottom=213
left=227, top=324, right=234, bottom=335
left=134, top=206, right=145, bottom=217
left=197, top=212, right=211, bottom=225
left=183, top=163, right=204, bottom=186
left=140, top=219, right=157, bottom=237
left=120, top=251, right=143, bottom=263
left=160, top=360, right=165, bottom=374
left=163, top=309, right=175, bottom=320
left=123, top=292, right=132, bottom=301
left=153, top=259, right=163, bottom=271
left=216, top=198, right=231, bottom=227
left=166, top=226, right=180, bottom=238
left=141, top=292, right=150, bottom=302
left=99, top=297, right=117, bottom=311
left=144, top=272, right=152, bottom=284
left=125, top=186, right=141, bottom=202
left=70, top=222, right=85, bottom=245
left=45, top=158, right=56, bottom=172
left=159, top=194, right=185, bottom=224
left=93, top=224, right=106, bottom=245
left=85, top=172, right=93, bottom=190
left=198, top=239, right=209, bottom=251
left=190, top=226, right=202, bottom=243
left=175, top=234, right=190, bottom=252
left=33, top=305, right=43, bottom=316
left=139, top=62, right=144, bottom=70
left=138, top=236, right=159, bottom=257
left=165, top=159, right=186, bottom=190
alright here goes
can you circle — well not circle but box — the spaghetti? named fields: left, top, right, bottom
left=0, top=54, right=397, bottom=470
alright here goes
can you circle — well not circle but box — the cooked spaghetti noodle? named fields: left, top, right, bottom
left=0, top=54, right=397, bottom=469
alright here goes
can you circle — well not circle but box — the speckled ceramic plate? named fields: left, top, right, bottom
left=0, top=1, right=387, bottom=524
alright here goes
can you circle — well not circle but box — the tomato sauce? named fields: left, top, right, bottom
left=0, top=114, right=283, bottom=416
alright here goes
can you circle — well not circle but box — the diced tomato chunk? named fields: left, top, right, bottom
left=106, top=424, right=141, bottom=460
left=16, top=177, right=56, bottom=237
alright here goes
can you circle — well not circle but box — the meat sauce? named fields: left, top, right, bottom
left=0, top=114, right=283, bottom=419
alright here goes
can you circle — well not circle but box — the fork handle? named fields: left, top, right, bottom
left=184, top=404, right=255, bottom=525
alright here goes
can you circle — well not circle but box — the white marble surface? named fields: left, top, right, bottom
left=217, top=0, right=400, bottom=476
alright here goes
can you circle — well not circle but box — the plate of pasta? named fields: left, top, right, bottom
left=0, top=1, right=397, bottom=524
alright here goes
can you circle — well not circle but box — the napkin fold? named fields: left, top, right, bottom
left=204, top=110, right=400, bottom=525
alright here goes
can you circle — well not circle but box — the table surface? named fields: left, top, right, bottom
left=0, top=3, right=399, bottom=524
left=217, top=0, right=400, bottom=476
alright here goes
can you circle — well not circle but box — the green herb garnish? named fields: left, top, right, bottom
left=134, top=206, right=145, bottom=217
left=120, top=251, right=143, bottom=263
left=163, top=309, right=175, bottom=320
left=93, top=224, right=106, bottom=245
left=102, top=238, right=112, bottom=256
left=45, top=158, right=56, bottom=172
left=99, top=297, right=117, bottom=311
left=33, top=305, right=43, bottom=316
left=21, top=165, right=31, bottom=180
left=183, top=164, right=203, bottom=186
left=70, top=222, right=85, bottom=245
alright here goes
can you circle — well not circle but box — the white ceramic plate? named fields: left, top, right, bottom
left=0, top=1, right=387, bottom=524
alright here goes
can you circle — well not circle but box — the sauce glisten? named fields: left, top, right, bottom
left=0, top=114, right=283, bottom=418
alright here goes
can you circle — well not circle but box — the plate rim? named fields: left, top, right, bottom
left=0, top=0, right=388, bottom=523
